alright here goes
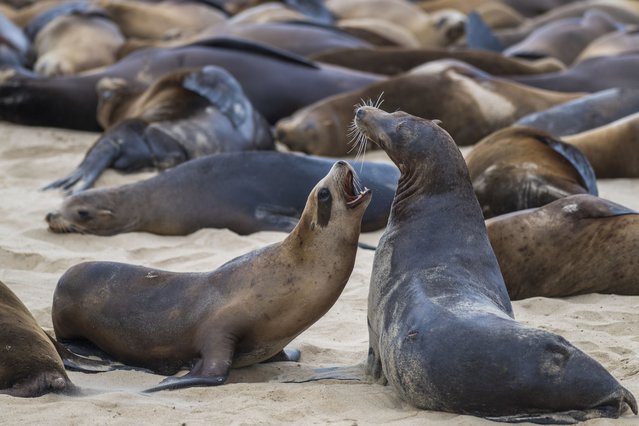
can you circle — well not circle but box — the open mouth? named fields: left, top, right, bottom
left=344, top=169, right=371, bottom=208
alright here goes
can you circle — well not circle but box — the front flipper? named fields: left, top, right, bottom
left=44, top=119, right=152, bottom=193
left=43, top=137, right=123, bottom=194
left=144, top=333, right=235, bottom=393
left=143, top=374, right=227, bottom=393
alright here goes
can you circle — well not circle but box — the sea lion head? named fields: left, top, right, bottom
left=46, top=188, right=135, bottom=236
left=296, top=161, right=372, bottom=241
left=275, top=103, right=344, bottom=156
left=353, top=105, right=450, bottom=170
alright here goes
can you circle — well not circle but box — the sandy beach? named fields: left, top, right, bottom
left=1, top=122, right=638, bottom=425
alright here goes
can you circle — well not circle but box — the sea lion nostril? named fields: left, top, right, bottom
left=356, top=108, right=366, bottom=120
left=46, top=212, right=54, bottom=222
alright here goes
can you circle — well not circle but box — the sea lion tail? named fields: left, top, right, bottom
left=465, top=12, right=503, bottom=52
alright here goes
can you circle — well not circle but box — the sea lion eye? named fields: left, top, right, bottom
left=77, top=209, right=90, bottom=220
left=318, top=188, right=331, bottom=203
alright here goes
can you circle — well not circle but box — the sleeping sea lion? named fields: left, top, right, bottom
left=45, top=152, right=398, bottom=236
left=0, top=280, right=74, bottom=397
left=276, top=61, right=580, bottom=156
left=466, top=125, right=598, bottom=218
left=45, top=65, right=274, bottom=193
left=487, top=194, right=639, bottom=300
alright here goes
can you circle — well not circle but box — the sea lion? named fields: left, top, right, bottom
left=225, top=3, right=308, bottom=25
left=310, top=46, right=565, bottom=76
left=276, top=61, right=581, bottom=156
left=575, top=27, right=639, bottom=63
left=515, top=88, right=639, bottom=136
left=94, top=0, right=226, bottom=40
left=503, top=10, right=619, bottom=65
left=0, top=38, right=383, bottom=130
left=119, top=22, right=372, bottom=59
left=563, top=111, right=639, bottom=178
left=45, top=152, right=397, bottom=235
left=27, top=3, right=125, bottom=76
left=353, top=105, right=637, bottom=423
left=466, top=125, right=598, bottom=218
left=487, top=194, right=639, bottom=300
left=470, top=0, right=639, bottom=50
left=0, top=279, right=73, bottom=397
left=45, top=66, right=274, bottom=193
left=335, top=18, right=421, bottom=48
left=326, top=0, right=465, bottom=48
left=0, top=12, right=29, bottom=68
left=52, top=161, right=372, bottom=391
left=206, top=0, right=333, bottom=24
left=511, top=53, right=639, bottom=92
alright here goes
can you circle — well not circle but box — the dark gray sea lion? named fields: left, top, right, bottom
left=0, top=12, right=29, bottom=67
left=503, top=10, right=619, bottom=65
left=0, top=280, right=74, bottom=397
left=516, top=88, right=639, bottom=136
left=310, top=46, right=565, bottom=76
left=45, top=151, right=398, bottom=235
left=353, top=105, right=637, bottom=423
left=45, top=66, right=274, bottom=193
left=563, top=111, right=639, bottom=178
left=52, top=161, right=371, bottom=391
left=26, top=3, right=125, bottom=76
left=0, top=38, right=383, bottom=130
left=119, top=21, right=372, bottom=59
left=466, top=125, right=597, bottom=218
left=511, top=54, right=639, bottom=92
left=487, top=194, right=639, bottom=300
left=276, top=61, right=580, bottom=156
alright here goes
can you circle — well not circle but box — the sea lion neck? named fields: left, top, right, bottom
left=391, top=140, right=476, bottom=220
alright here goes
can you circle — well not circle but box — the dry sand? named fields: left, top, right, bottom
left=0, top=122, right=637, bottom=425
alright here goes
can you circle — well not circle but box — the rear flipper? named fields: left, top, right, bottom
left=276, top=363, right=368, bottom=384
left=52, top=337, right=154, bottom=374
left=466, top=11, right=503, bottom=52
left=487, top=388, right=638, bottom=424
left=262, top=348, right=301, bottom=363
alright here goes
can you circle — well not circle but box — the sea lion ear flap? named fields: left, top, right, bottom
left=183, top=66, right=248, bottom=128
left=431, top=119, right=443, bottom=126
left=97, top=209, right=114, bottom=217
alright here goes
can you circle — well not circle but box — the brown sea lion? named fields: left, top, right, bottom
left=45, top=65, right=274, bottom=193
left=28, top=4, right=125, bottom=76
left=503, top=10, right=619, bottom=65
left=354, top=106, right=637, bottom=423
left=0, top=280, right=73, bottom=397
left=575, top=27, right=639, bottom=63
left=95, top=0, right=226, bottom=40
left=466, top=125, right=598, bottom=218
left=487, top=194, right=639, bottom=300
left=563, top=111, right=639, bottom=178
left=336, top=18, right=421, bottom=48
left=226, top=2, right=307, bottom=24
left=326, top=0, right=465, bottom=47
left=310, top=46, right=565, bottom=76
left=45, top=152, right=397, bottom=236
left=276, top=61, right=581, bottom=156
left=52, top=161, right=372, bottom=391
